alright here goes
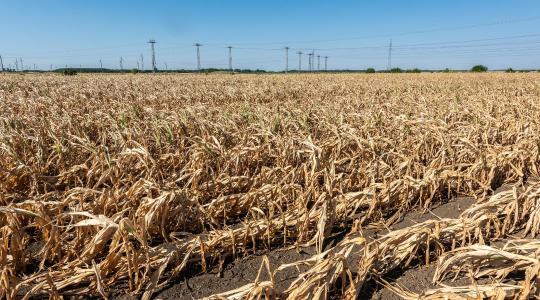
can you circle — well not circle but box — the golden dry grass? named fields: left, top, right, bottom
left=1, top=72, right=540, bottom=299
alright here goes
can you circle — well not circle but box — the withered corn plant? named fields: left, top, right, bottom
left=1, top=73, right=540, bottom=299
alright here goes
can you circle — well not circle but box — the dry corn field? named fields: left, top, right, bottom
left=2, top=73, right=540, bottom=299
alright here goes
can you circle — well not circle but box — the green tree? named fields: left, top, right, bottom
left=471, top=65, right=488, bottom=72
left=366, top=68, right=376, bottom=73
left=63, top=69, right=77, bottom=76
left=407, top=68, right=421, bottom=73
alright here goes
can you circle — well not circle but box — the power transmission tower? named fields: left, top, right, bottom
left=164, top=62, right=168, bottom=71
left=19, top=58, right=23, bottom=71
left=0, top=55, right=3, bottom=72
left=14, top=59, right=18, bottom=71
left=99, top=59, right=103, bottom=72
left=308, top=53, right=312, bottom=72
left=140, top=54, right=144, bottom=71
left=227, top=46, right=233, bottom=72
left=284, top=46, right=289, bottom=73
left=297, top=51, right=303, bottom=71
left=312, top=50, right=315, bottom=71
left=317, top=55, right=320, bottom=71
left=387, top=40, right=392, bottom=71
left=120, top=57, right=124, bottom=71
left=137, top=61, right=140, bottom=70
left=34, top=64, right=36, bottom=71
left=194, top=43, right=202, bottom=71
left=324, top=56, right=328, bottom=71
left=148, top=39, right=157, bottom=72
left=50, top=64, right=52, bottom=71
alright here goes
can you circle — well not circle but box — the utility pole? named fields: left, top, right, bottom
left=0, top=55, right=3, bottom=72
left=99, top=59, right=103, bottom=72
left=297, top=51, right=303, bottom=71
left=120, top=57, right=124, bottom=71
left=284, top=46, right=289, bottom=73
left=194, top=43, right=202, bottom=71
left=324, top=56, right=328, bottom=71
left=311, top=50, right=315, bottom=71
left=227, top=46, right=232, bottom=73
left=140, top=54, right=144, bottom=71
left=317, top=55, right=320, bottom=71
left=227, top=46, right=233, bottom=72
left=308, top=53, right=312, bottom=72
left=387, top=39, right=392, bottom=71
left=148, top=39, right=157, bottom=73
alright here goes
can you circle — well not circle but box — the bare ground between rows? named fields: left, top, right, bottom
left=111, top=184, right=522, bottom=299
left=367, top=183, right=532, bottom=300
left=143, top=196, right=478, bottom=299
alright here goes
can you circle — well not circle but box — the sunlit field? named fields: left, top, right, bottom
left=2, top=73, right=540, bottom=299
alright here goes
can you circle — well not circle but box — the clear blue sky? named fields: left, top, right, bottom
left=1, top=0, right=540, bottom=70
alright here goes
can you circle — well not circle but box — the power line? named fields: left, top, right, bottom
left=327, top=43, right=540, bottom=59
left=207, top=15, right=540, bottom=46
left=7, top=32, right=540, bottom=62
left=291, top=33, right=540, bottom=53
left=2, top=14, right=539, bottom=70
left=5, top=31, right=540, bottom=71
left=8, top=14, right=527, bottom=56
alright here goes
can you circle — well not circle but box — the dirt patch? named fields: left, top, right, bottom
left=144, top=183, right=527, bottom=299
left=368, top=183, right=522, bottom=299
left=153, top=247, right=316, bottom=299
left=391, top=197, right=476, bottom=231
left=366, top=262, right=503, bottom=300
left=148, top=195, right=479, bottom=299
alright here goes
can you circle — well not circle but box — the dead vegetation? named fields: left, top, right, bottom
left=1, top=73, right=540, bottom=299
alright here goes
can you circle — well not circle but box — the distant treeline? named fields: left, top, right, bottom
left=1, top=67, right=538, bottom=74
